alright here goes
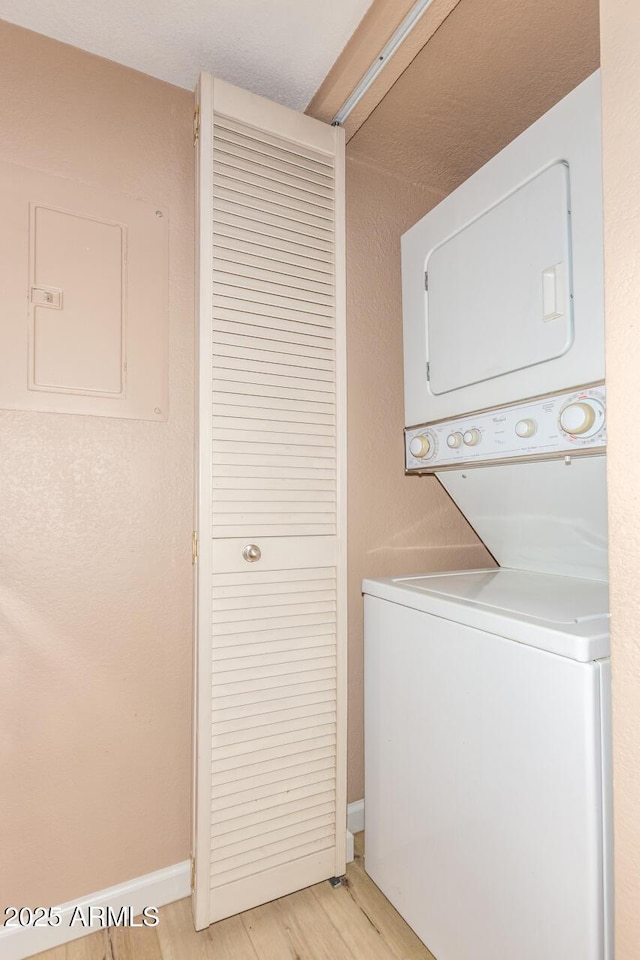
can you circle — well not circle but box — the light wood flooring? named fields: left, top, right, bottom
left=34, top=834, right=436, bottom=960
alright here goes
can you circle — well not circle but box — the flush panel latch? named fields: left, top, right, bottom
left=31, top=285, right=63, bottom=309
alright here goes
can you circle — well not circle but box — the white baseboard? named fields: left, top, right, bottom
left=0, top=860, right=190, bottom=960
left=346, top=830, right=355, bottom=864
left=347, top=798, right=364, bottom=835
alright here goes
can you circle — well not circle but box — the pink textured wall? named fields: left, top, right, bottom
left=600, top=0, right=640, bottom=953
left=345, top=157, right=493, bottom=802
left=0, top=21, right=194, bottom=907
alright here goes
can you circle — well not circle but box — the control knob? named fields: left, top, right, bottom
left=463, top=429, right=481, bottom=447
left=447, top=432, right=463, bottom=449
left=409, top=434, right=432, bottom=459
left=559, top=398, right=605, bottom=438
left=515, top=418, right=537, bottom=438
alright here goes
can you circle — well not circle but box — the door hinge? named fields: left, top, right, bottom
left=426, top=361, right=431, bottom=382
left=193, top=105, right=200, bottom=147
left=192, top=530, right=199, bottom=565
left=190, top=857, right=196, bottom=891
left=424, top=270, right=428, bottom=291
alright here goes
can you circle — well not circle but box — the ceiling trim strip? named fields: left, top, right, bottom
left=306, top=0, right=463, bottom=142
left=331, top=0, right=437, bottom=125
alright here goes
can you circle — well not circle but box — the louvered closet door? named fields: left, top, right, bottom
left=193, top=74, right=346, bottom=930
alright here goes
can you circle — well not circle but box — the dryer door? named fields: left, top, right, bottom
left=401, top=72, right=604, bottom=426
left=427, top=162, right=572, bottom=396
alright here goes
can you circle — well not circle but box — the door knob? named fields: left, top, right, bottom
left=242, top=543, right=262, bottom=563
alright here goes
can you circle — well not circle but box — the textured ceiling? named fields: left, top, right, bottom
left=0, top=0, right=372, bottom=108
left=348, top=0, right=600, bottom=191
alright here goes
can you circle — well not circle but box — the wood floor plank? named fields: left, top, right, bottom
left=311, top=878, right=397, bottom=960
left=31, top=947, right=67, bottom=960
left=344, top=836, right=437, bottom=960
left=157, top=897, right=260, bottom=960
left=33, top=931, right=111, bottom=960
left=155, top=898, right=215, bottom=960
left=206, top=913, right=261, bottom=960
left=109, top=921, right=162, bottom=960
left=240, top=899, right=301, bottom=960
left=271, top=885, right=359, bottom=960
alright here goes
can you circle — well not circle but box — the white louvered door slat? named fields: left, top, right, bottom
left=193, top=74, right=346, bottom=930
left=212, top=128, right=337, bottom=542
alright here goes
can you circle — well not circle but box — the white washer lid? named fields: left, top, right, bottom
left=362, top=568, right=610, bottom=662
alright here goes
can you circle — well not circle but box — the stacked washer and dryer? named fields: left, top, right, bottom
left=363, top=72, right=612, bottom=960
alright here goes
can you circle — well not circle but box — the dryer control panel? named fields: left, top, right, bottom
left=405, top=383, right=606, bottom=473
